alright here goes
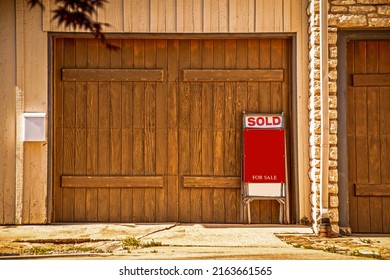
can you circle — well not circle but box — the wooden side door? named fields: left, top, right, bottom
left=348, top=40, right=390, bottom=233
left=52, top=37, right=292, bottom=223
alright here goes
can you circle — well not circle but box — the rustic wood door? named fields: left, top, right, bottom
left=347, top=40, right=390, bottom=233
left=53, top=37, right=291, bottom=223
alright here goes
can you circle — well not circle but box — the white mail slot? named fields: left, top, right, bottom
left=23, top=113, right=46, bottom=142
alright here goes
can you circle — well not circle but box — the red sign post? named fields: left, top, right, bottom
left=241, top=113, right=288, bottom=224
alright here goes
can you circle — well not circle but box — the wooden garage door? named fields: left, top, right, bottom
left=348, top=40, right=390, bottom=233
left=53, top=37, right=291, bottom=223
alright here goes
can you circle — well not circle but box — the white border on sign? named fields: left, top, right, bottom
left=244, top=113, right=284, bottom=129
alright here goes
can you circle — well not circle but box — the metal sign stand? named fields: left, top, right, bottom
left=241, top=112, right=289, bottom=224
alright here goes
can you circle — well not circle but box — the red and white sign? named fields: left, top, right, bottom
left=242, top=113, right=286, bottom=185
left=243, top=128, right=286, bottom=184
left=244, top=115, right=283, bottom=129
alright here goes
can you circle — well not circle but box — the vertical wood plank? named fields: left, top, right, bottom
left=120, top=40, right=133, bottom=221
left=189, top=40, right=202, bottom=222
left=144, top=40, right=157, bottom=222
left=53, top=38, right=64, bottom=221
left=354, top=41, right=370, bottom=232
left=131, top=39, right=145, bottom=221
left=228, top=0, right=237, bottom=32
left=150, top=0, right=163, bottom=32
left=347, top=42, right=358, bottom=232
left=85, top=39, right=99, bottom=222
left=62, top=129, right=75, bottom=222
left=156, top=39, right=168, bottom=222
left=190, top=83, right=202, bottom=222
left=182, top=0, right=203, bottom=32
left=213, top=40, right=225, bottom=222
left=259, top=39, right=271, bottom=114
left=167, top=82, right=179, bottom=220
left=236, top=0, right=251, bottom=32
left=74, top=84, right=87, bottom=221
left=128, top=0, right=150, bottom=32
left=224, top=39, right=238, bottom=222
left=62, top=38, right=76, bottom=222
left=73, top=39, right=88, bottom=222
left=283, top=0, right=292, bottom=32
left=109, top=40, right=123, bottom=222
left=177, top=39, right=191, bottom=222
left=86, top=128, right=98, bottom=221
left=176, top=0, right=184, bottom=32
left=97, top=42, right=111, bottom=221
left=274, top=0, right=283, bottom=32
left=366, top=41, right=382, bottom=232
left=167, top=82, right=179, bottom=173
left=165, top=0, right=177, bottom=32
left=379, top=41, right=390, bottom=233
left=179, top=83, right=191, bottom=222
left=102, top=0, right=124, bottom=32
left=200, top=40, right=214, bottom=222
left=217, top=0, right=229, bottom=32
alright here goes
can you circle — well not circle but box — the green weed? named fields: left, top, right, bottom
left=141, top=239, right=163, bottom=248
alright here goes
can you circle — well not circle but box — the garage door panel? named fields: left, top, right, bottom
left=54, top=38, right=292, bottom=223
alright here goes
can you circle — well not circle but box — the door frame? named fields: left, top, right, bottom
left=47, top=33, right=300, bottom=223
left=337, top=30, right=390, bottom=234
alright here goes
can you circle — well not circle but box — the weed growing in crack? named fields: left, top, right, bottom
left=324, top=244, right=337, bottom=253
left=142, top=239, right=163, bottom=248
left=24, top=246, right=53, bottom=255
left=122, top=236, right=163, bottom=252
left=123, top=236, right=141, bottom=248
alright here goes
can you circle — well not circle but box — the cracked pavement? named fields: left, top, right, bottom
left=1, top=223, right=389, bottom=259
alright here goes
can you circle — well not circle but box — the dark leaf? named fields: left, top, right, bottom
left=29, top=0, right=119, bottom=50
left=27, top=0, right=44, bottom=10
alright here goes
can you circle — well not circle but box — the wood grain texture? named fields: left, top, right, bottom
left=43, top=0, right=297, bottom=33
left=353, top=74, right=390, bottom=86
left=53, top=37, right=291, bottom=224
left=62, top=69, right=164, bottom=82
left=348, top=40, right=390, bottom=233
left=183, top=69, right=284, bottom=82
left=183, top=176, right=241, bottom=188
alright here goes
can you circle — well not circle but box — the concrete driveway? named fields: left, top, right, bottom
left=0, top=223, right=389, bottom=260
